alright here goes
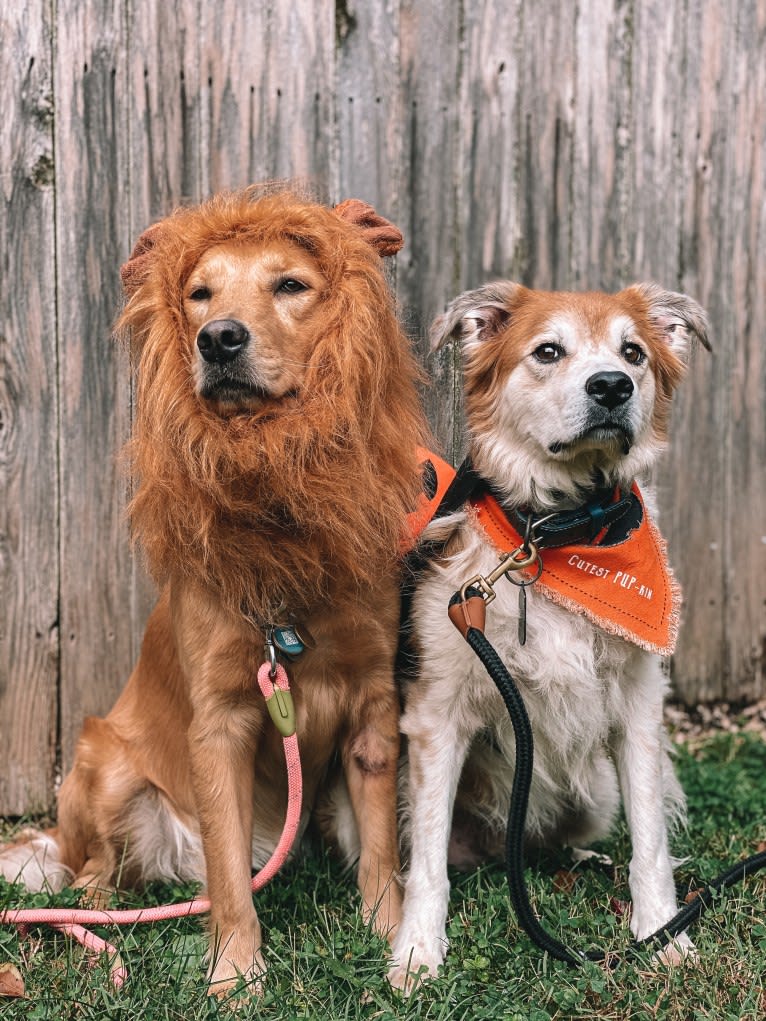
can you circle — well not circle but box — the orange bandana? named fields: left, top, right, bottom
left=472, top=487, right=681, bottom=656
left=408, top=449, right=681, bottom=656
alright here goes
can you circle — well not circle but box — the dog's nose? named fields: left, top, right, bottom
left=196, top=319, right=249, bottom=364
left=585, top=371, right=634, bottom=410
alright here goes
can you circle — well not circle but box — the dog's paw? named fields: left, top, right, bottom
left=387, top=959, right=437, bottom=995
left=387, top=936, right=446, bottom=994
left=652, top=931, right=697, bottom=967
left=207, top=936, right=266, bottom=1001
left=631, top=911, right=697, bottom=967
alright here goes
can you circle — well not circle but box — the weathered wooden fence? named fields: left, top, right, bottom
left=1, top=0, right=764, bottom=814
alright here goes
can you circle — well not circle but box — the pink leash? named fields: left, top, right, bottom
left=1, top=662, right=302, bottom=988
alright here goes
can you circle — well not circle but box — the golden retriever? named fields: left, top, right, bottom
left=0, top=187, right=428, bottom=995
left=390, top=281, right=709, bottom=989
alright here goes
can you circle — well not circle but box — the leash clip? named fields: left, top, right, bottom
left=264, top=629, right=278, bottom=679
left=459, top=542, right=540, bottom=607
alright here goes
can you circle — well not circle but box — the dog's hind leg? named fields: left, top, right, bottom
left=0, top=714, right=151, bottom=903
left=56, top=715, right=156, bottom=903
left=0, top=828, right=73, bottom=893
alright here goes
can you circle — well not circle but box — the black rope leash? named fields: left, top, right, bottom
left=450, top=589, right=766, bottom=967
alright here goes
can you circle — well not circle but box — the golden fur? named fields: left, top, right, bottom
left=0, top=188, right=429, bottom=996
left=122, top=189, right=423, bottom=619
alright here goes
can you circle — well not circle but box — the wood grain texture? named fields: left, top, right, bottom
left=0, top=0, right=763, bottom=811
left=656, top=0, right=765, bottom=701
left=125, top=1, right=204, bottom=219
left=697, top=0, right=765, bottom=701
left=397, top=0, right=464, bottom=460
left=202, top=0, right=335, bottom=192
left=729, top=0, right=766, bottom=700
left=54, top=0, right=135, bottom=769
left=0, top=2, right=59, bottom=813
left=335, top=0, right=401, bottom=209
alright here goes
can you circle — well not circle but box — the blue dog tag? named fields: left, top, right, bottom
left=272, top=626, right=305, bottom=657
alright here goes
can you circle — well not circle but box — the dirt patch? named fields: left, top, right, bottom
left=665, top=697, right=766, bottom=747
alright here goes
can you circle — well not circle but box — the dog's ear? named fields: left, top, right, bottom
left=627, top=283, right=711, bottom=360
left=332, top=199, right=404, bottom=258
left=120, top=221, right=168, bottom=296
left=429, top=281, right=524, bottom=352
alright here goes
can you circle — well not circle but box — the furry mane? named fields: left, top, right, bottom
left=118, top=188, right=428, bottom=621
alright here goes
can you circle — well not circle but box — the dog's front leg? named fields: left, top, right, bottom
left=173, top=584, right=266, bottom=996
left=389, top=711, right=472, bottom=992
left=343, top=687, right=403, bottom=941
left=188, top=701, right=265, bottom=995
left=611, top=676, right=691, bottom=960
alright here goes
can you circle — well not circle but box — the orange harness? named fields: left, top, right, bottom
left=408, top=449, right=680, bottom=656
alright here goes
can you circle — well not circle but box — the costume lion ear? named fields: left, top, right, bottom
left=120, top=221, right=167, bottom=296
left=332, top=199, right=404, bottom=258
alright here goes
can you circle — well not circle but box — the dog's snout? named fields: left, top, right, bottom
left=196, top=319, right=250, bottom=364
left=585, top=371, right=634, bottom=411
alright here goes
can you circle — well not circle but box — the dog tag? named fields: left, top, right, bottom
left=292, top=623, right=316, bottom=651
left=272, top=626, right=305, bottom=658
left=518, top=583, right=528, bottom=646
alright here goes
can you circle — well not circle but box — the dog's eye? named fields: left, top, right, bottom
left=188, top=286, right=211, bottom=301
left=622, top=343, right=646, bottom=366
left=275, top=278, right=308, bottom=295
left=533, top=343, right=564, bottom=364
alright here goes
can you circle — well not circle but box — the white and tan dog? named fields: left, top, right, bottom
left=390, top=281, right=709, bottom=989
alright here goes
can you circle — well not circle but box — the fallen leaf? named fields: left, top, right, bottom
left=0, top=963, right=25, bottom=998
left=609, top=897, right=631, bottom=918
left=684, top=889, right=703, bottom=904
left=552, top=869, right=579, bottom=893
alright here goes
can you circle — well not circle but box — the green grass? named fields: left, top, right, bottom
left=1, top=732, right=765, bottom=1020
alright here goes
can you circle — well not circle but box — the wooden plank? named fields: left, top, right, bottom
left=457, top=0, right=524, bottom=285
left=397, top=0, right=463, bottom=460
left=0, top=2, right=58, bottom=814
left=197, top=2, right=335, bottom=195
left=657, top=0, right=747, bottom=702
left=512, top=3, right=579, bottom=290
left=258, top=2, right=335, bottom=188
left=715, top=0, right=765, bottom=700
left=568, top=0, right=634, bottom=288
left=334, top=0, right=403, bottom=343
left=54, top=0, right=135, bottom=770
left=458, top=1, right=586, bottom=292
left=199, top=2, right=269, bottom=192
left=125, top=2, right=204, bottom=219
left=335, top=0, right=401, bottom=211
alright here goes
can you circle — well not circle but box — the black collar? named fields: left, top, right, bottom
left=431, top=456, right=641, bottom=549
left=496, top=485, right=640, bottom=548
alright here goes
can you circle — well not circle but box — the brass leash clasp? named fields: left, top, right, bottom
left=459, top=542, right=540, bottom=606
